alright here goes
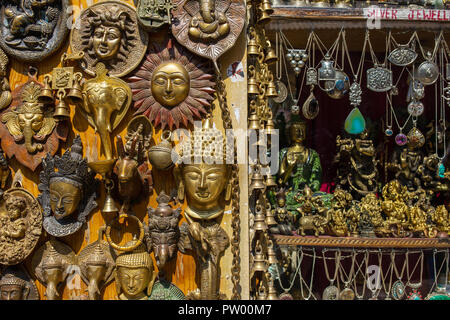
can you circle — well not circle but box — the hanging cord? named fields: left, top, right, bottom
left=427, top=249, right=449, bottom=297
left=353, top=250, right=369, bottom=300
left=299, top=247, right=317, bottom=300
left=380, top=249, right=394, bottom=299
left=406, top=250, right=424, bottom=289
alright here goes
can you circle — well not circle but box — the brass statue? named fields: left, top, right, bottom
left=129, top=40, right=215, bottom=130
left=137, top=0, right=178, bottom=30
left=0, top=48, right=11, bottom=111
left=31, top=238, right=76, bottom=300
left=268, top=188, right=294, bottom=235
left=146, top=191, right=181, bottom=270
left=388, top=144, right=425, bottom=192
left=80, top=63, right=132, bottom=161
left=0, top=265, right=39, bottom=300
left=70, top=0, right=148, bottom=77
left=38, top=135, right=99, bottom=237
left=176, top=118, right=231, bottom=299
left=0, top=0, right=70, bottom=62
left=0, top=67, right=68, bottom=171
left=334, top=130, right=378, bottom=200
left=171, top=0, right=245, bottom=64
left=78, top=228, right=116, bottom=300
left=380, top=180, right=411, bottom=237
left=359, top=193, right=387, bottom=237
left=327, top=189, right=352, bottom=237
left=0, top=184, right=42, bottom=265
left=418, top=153, right=449, bottom=192
left=115, top=243, right=156, bottom=300
left=431, top=205, right=449, bottom=236
left=278, top=119, right=322, bottom=213
left=114, top=116, right=153, bottom=213
left=294, top=185, right=330, bottom=236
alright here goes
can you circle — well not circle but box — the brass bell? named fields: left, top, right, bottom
left=266, top=208, right=278, bottom=228
left=66, top=79, right=83, bottom=105
left=267, top=283, right=279, bottom=300
left=248, top=78, right=260, bottom=95
left=248, top=112, right=261, bottom=131
left=53, top=99, right=70, bottom=120
left=265, top=174, right=278, bottom=189
left=102, top=192, right=119, bottom=215
left=267, top=242, right=278, bottom=264
left=253, top=206, right=267, bottom=232
left=249, top=168, right=266, bottom=193
left=253, top=246, right=267, bottom=272
left=257, top=5, right=271, bottom=25
left=261, top=0, right=274, bottom=14
left=248, top=38, right=260, bottom=56
left=265, top=41, right=278, bottom=65
left=39, top=77, right=54, bottom=104
left=265, top=118, right=276, bottom=136
left=266, top=80, right=278, bottom=98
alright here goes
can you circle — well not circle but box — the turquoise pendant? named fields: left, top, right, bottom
left=344, top=107, right=366, bottom=135
left=438, top=162, right=445, bottom=178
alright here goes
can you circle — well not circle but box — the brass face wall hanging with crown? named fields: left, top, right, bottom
left=129, top=40, right=215, bottom=130
left=0, top=265, right=39, bottom=300
left=38, top=135, right=99, bottom=237
left=0, top=67, right=68, bottom=171
left=0, top=179, right=42, bottom=265
left=70, top=0, right=148, bottom=77
left=0, top=0, right=70, bottom=62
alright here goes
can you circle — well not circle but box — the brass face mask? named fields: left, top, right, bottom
left=0, top=265, right=38, bottom=300
left=49, top=180, right=82, bottom=220
left=151, top=62, right=190, bottom=108
left=92, top=26, right=122, bottom=61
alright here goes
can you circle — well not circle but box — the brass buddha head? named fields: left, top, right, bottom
left=0, top=274, right=28, bottom=300
left=288, top=120, right=306, bottom=145
left=115, top=244, right=156, bottom=300
left=175, top=118, right=232, bottom=220
left=38, top=135, right=99, bottom=237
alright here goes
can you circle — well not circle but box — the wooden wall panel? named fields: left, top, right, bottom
left=6, top=0, right=248, bottom=300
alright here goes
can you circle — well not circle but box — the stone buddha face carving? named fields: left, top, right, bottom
left=151, top=62, right=190, bottom=108
left=115, top=244, right=156, bottom=300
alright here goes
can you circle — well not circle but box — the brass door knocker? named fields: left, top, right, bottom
left=106, top=214, right=145, bottom=252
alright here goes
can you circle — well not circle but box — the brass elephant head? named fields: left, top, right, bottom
left=1, top=82, right=55, bottom=154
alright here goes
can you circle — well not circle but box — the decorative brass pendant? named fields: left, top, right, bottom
left=0, top=67, right=68, bottom=171
left=129, top=40, right=215, bottom=129
left=0, top=0, right=70, bottom=63
left=0, top=184, right=42, bottom=265
left=78, top=228, right=116, bottom=300
left=171, top=0, right=245, bottom=64
left=146, top=191, right=181, bottom=270
left=81, top=63, right=132, bottom=161
left=70, top=0, right=148, bottom=77
left=137, top=0, right=178, bottom=30
left=31, top=238, right=76, bottom=300
left=0, top=48, right=11, bottom=111
left=38, top=135, right=99, bottom=237
left=0, top=264, right=39, bottom=300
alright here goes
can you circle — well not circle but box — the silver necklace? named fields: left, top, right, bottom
left=275, top=247, right=303, bottom=300
left=380, top=251, right=394, bottom=300
left=353, top=250, right=368, bottom=300
left=368, top=250, right=383, bottom=300
left=415, top=31, right=442, bottom=86
left=386, top=92, right=412, bottom=146
left=273, top=32, right=288, bottom=104
left=391, top=250, right=407, bottom=300
left=437, top=44, right=447, bottom=178
left=367, top=31, right=392, bottom=92
left=426, top=249, right=450, bottom=299
left=406, top=250, right=424, bottom=290
left=388, top=31, right=418, bottom=67
left=299, top=248, right=317, bottom=300
left=338, top=250, right=356, bottom=300
left=322, top=250, right=341, bottom=300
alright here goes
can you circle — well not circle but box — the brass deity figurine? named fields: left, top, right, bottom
left=0, top=48, right=11, bottom=111
left=431, top=205, right=449, bottom=237
left=32, top=238, right=76, bottom=300
left=115, top=243, right=157, bottom=300
left=137, top=0, right=178, bottom=30
left=278, top=119, right=322, bottom=213
left=146, top=191, right=181, bottom=270
left=0, top=0, right=70, bottom=62
left=70, top=0, right=148, bottom=77
left=129, top=40, right=215, bottom=130
left=388, top=143, right=425, bottom=191
left=187, top=0, right=231, bottom=42
left=38, top=135, right=99, bottom=237
left=380, top=180, right=411, bottom=237
left=334, top=130, right=378, bottom=200
left=80, top=63, right=132, bottom=161
left=176, top=118, right=232, bottom=299
left=0, top=265, right=39, bottom=300
left=268, top=189, right=294, bottom=235
left=0, top=67, right=68, bottom=171
left=327, top=189, right=352, bottom=237
left=0, top=181, right=42, bottom=265
left=78, top=228, right=116, bottom=300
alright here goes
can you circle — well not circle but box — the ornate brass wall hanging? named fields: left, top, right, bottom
left=0, top=265, right=39, bottom=300
left=31, top=238, right=76, bottom=300
left=115, top=243, right=157, bottom=300
left=0, top=67, right=68, bottom=171
left=129, top=40, right=215, bottom=129
left=38, top=135, right=99, bottom=237
left=70, top=0, right=148, bottom=77
left=0, top=0, right=69, bottom=62
left=114, top=116, right=153, bottom=213
left=81, top=63, right=132, bottom=161
left=0, top=179, right=42, bottom=265
left=146, top=191, right=181, bottom=270
left=171, top=0, right=245, bottom=66
left=0, top=48, right=11, bottom=111
left=78, top=227, right=116, bottom=300
left=137, top=0, right=178, bottom=30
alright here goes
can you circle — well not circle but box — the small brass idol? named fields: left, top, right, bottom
left=80, top=63, right=132, bottom=161
left=129, top=40, right=215, bottom=130
left=115, top=243, right=157, bottom=300
left=137, top=0, right=178, bottom=30
left=38, top=135, right=99, bottom=237
left=0, top=265, right=39, bottom=300
left=31, top=238, right=76, bottom=300
left=77, top=228, right=116, bottom=300
left=70, top=0, right=148, bottom=77
left=0, top=67, right=68, bottom=171
left=0, top=183, right=42, bottom=265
